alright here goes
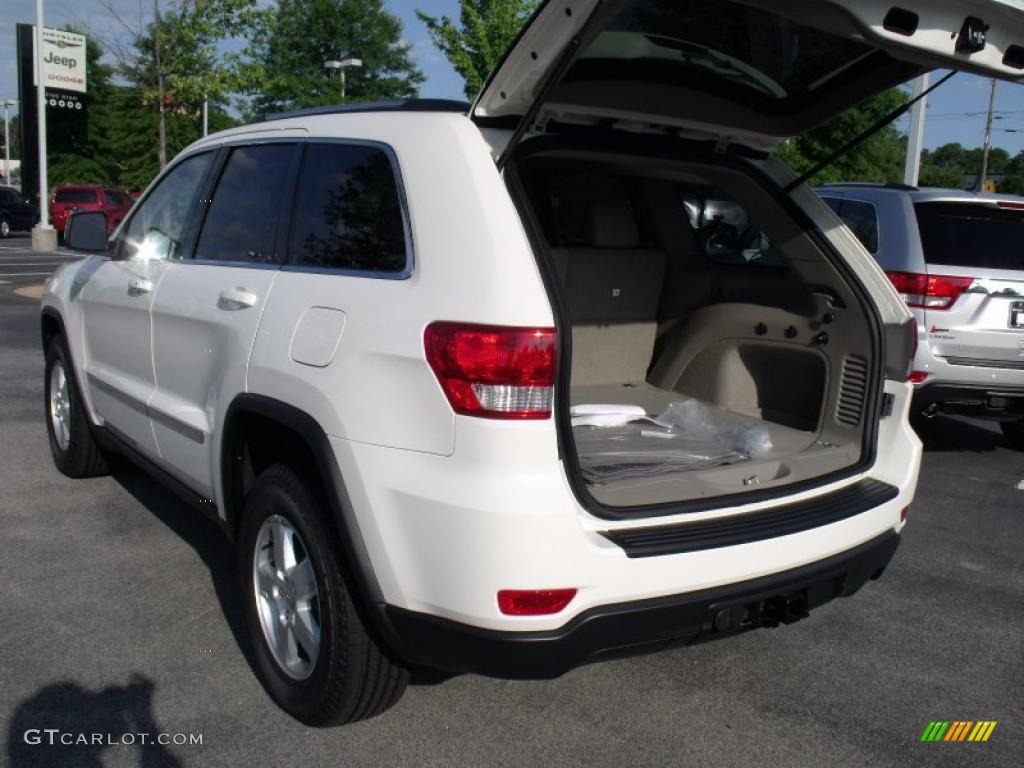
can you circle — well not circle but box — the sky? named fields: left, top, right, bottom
left=2, top=0, right=1024, bottom=156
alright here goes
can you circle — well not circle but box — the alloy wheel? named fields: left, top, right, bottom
left=49, top=361, right=71, bottom=452
left=253, top=515, right=322, bottom=680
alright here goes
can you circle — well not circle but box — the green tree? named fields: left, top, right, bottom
left=1000, top=150, right=1024, bottom=195
left=774, top=89, right=909, bottom=185
left=917, top=143, right=1016, bottom=190
left=101, top=0, right=257, bottom=169
left=416, top=0, right=538, bottom=99
left=243, top=0, right=424, bottom=115
left=99, top=86, right=236, bottom=192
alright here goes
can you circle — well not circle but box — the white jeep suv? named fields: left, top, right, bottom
left=41, top=0, right=1023, bottom=726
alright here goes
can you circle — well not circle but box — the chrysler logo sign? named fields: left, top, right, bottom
left=35, top=27, right=87, bottom=95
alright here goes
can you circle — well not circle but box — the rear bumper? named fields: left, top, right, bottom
left=913, top=382, right=1024, bottom=420
left=384, top=531, right=900, bottom=679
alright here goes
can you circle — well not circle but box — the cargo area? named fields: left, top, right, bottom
left=514, top=150, right=880, bottom=508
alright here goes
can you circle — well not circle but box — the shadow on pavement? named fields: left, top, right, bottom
left=108, top=462, right=256, bottom=677
left=107, top=462, right=456, bottom=690
left=914, top=415, right=1008, bottom=454
left=6, top=675, right=183, bottom=767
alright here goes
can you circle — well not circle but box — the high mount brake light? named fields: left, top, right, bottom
left=886, top=272, right=973, bottom=310
left=424, top=322, right=557, bottom=420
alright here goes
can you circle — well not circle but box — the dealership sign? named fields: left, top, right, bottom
left=37, top=27, right=87, bottom=95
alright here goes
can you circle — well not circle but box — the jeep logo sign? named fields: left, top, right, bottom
left=37, top=27, right=87, bottom=95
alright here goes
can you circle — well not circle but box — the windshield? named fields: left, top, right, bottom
left=577, top=0, right=875, bottom=101
left=915, top=202, right=1024, bottom=272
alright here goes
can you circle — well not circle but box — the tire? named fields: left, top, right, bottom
left=44, top=338, right=109, bottom=478
left=0, top=218, right=10, bottom=238
left=1002, top=419, right=1024, bottom=450
left=239, top=463, right=408, bottom=726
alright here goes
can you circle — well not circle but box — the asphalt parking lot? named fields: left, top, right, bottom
left=1, top=233, right=1021, bottom=768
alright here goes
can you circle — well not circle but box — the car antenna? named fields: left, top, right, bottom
left=784, top=70, right=957, bottom=193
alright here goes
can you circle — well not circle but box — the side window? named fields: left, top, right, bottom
left=820, top=195, right=843, bottom=214
left=106, top=190, right=126, bottom=207
left=194, top=144, right=295, bottom=264
left=680, top=187, right=788, bottom=269
left=117, top=152, right=213, bottom=261
left=288, top=143, right=408, bottom=273
left=836, top=199, right=879, bottom=254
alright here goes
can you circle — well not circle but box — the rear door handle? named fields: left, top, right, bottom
left=129, top=278, right=154, bottom=295
left=219, top=287, right=259, bottom=309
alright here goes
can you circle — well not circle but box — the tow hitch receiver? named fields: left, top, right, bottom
left=710, top=591, right=810, bottom=633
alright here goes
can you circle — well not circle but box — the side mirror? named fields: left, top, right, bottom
left=65, top=211, right=109, bottom=253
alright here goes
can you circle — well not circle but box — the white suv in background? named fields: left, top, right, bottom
left=41, top=0, right=1023, bottom=726
left=818, top=184, right=1024, bottom=447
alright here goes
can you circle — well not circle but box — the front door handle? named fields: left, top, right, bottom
left=219, top=287, right=259, bottom=309
left=129, top=278, right=154, bottom=295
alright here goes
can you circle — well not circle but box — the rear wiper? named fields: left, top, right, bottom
left=783, top=70, right=956, bottom=193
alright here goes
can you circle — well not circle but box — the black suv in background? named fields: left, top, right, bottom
left=0, top=186, right=39, bottom=238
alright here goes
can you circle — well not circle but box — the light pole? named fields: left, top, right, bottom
left=324, top=58, right=362, bottom=102
left=979, top=78, right=998, bottom=192
left=903, top=74, right=929, bottom=187
left=32, top=0, right=56, bottom=251
left=1, top=99, right=15, bottom=187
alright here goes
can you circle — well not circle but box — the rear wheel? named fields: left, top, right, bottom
left=44, top=338, right=109, bottom=478
left=0, top=218, right=10, bottom=238
left=1001, top=419, right=1024, bottom=450
left=239, top=463, right=408, bottom=726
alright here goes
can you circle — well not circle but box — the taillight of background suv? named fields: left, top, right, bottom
left=885, top=272, right=974, bottom=310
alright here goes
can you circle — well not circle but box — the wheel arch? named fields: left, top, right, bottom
left=220, top=395, right=388, bottom=614
left=41, top=307, right=66, bottom=352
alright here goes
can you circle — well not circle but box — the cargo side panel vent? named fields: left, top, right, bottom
left=836, top=356, right=868, bottom=427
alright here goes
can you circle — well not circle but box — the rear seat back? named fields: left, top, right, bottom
left=550, top=199, right=666, bottom=387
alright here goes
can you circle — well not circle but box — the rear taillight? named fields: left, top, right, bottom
left=498, top=589, right=577, bottom=616
left=886, top=272, right=973, bottom=310
left=424, top=322, right=557, bottom=420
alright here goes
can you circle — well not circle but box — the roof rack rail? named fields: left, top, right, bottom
left=258, top=99, right=470, bottom=123
left=818, top=181, right=919, bottom=191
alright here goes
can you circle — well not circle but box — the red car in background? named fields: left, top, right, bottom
left=51, top=185, right=134, bottom=237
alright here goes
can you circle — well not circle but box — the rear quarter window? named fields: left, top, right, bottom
left=915, top=202, right=1024, bottom=272
left=830, top=198, right=879, bottom=255
left=288, top=143, right=409, bottom=274
left=55, top=189, right=97, bottom=204
left=681, top=186, right=789, bottom=269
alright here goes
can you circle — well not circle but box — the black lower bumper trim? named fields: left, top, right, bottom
left=384, top=531, right=900, bottom=679
left=601, top=479, right=898, bottom=558
left=914, top=383, right=1024, bottom=419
